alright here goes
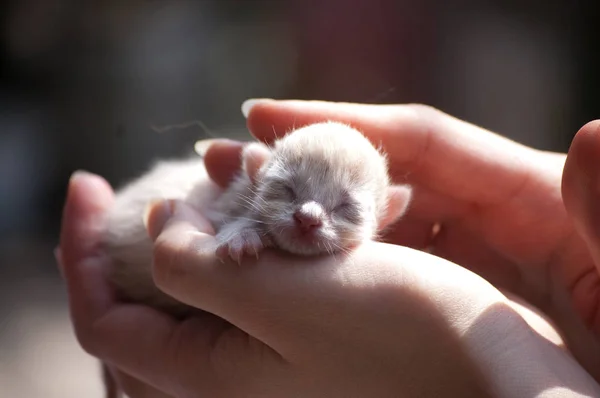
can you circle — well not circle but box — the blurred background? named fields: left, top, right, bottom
left=0, top=0, right=598, bottom=396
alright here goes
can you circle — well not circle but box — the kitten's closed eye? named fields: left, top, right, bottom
left=263, top=180, right=296, bottom=201
left=334, top=201, right=352, bottom=210
left=334, top=201, right=362, bottom=224
left=283, top=184, right=296, bottom=200
left=333, top=191, right=355, bottom=212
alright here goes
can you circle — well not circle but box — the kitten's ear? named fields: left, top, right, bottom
left=242, top=142, right=272, bottom=183
left=378, top=184, right=412, bottom=231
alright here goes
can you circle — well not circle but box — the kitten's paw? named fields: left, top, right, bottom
left=215, top=229, right=268, bottom=265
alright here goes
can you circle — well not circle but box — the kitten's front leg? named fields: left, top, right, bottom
left=215, top=218, right=271, bottom=264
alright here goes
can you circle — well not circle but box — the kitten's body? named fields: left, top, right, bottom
left=104, top=157, right=221, bottom=315
left=103, top=122, right=411, bottom=315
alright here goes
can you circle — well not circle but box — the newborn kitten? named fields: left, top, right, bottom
left=103, top=121, right=411, bottom=315
left=101, top=121, right=411, bottom=398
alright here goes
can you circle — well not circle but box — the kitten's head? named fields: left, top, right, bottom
left=243, top=122, right=411, bottom=256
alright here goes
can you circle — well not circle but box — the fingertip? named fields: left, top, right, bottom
left=570, top=119, right=600, bottom=151
left=242, top=142, right=272, bottom=182
left=145, top=199, right=176, bottom=241
left=575, top=119, right=600, bottom=141
left=570, top=119, right=600, bottom=160
left=246, top=99, right=317, bottom=143
left=564, top=120, right=600, bottom=190
left=204, top=140, right=244, bottom=188
left=241, top=98, right=273, bottom=118
left=562, top=120, right=600, bottom=251
left=60, top=170, right=115, bottom=267
left=67, top=170, right=115, bottom=210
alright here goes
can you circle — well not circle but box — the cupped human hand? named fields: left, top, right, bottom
left=56, top=141, right=242, bottom=398
left=58, top=170, right=600, bottom=398
left=210, top=101, right=600, bottom=352
left=56, top=171, right=177, bottom=398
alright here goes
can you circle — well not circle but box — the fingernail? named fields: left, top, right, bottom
left=144, top=199, right=176, bottom=240
left=241, top=98, right=271, bottom=118
left=69, top=169, right=95, bottom=183
left=194, top=138, right=237, bottom=157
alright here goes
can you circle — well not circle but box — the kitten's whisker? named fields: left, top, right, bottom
left=237, top=198, right=266, bottom=215
left=238, top=194, right=266, bottom=210
left=233, top=216, right=267, bottom=225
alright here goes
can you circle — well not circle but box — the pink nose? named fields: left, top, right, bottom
left=293, top=211, right=322, bottom=231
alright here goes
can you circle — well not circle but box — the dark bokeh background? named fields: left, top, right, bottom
left=0, top=1, right=598, bottom=396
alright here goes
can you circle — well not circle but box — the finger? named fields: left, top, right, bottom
left=60, top=171, right=114, bottom=267
left=557, top=121, right=600, bottom=375
left=150, top=200, right=298, bottom=349
left=203, top=139, right=244, bottom=188
left=72, top=255, right=240, bottom=395
left=561, top=120, right=600, bottom=326
left=59, top=171, right=115, bottom=336
left=58, top=173, right=221, bottom=394
left=149, top=201, right=237, bottom=310
left=87, top=291, right=238, bottom=395
left=562, top=120, right=600, bottom=265
left=245, top=99, right=535, bottom=205
left=147, top=201, right=290, bottom=377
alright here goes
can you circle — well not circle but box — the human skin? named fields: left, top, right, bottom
left=57, top=101, right=600, bottom=397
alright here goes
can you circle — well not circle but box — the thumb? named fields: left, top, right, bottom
left=562, top=120, right=600, bottom=265
left=560, top=120, right=600, bottom=379
left=147, top=198, right=353, bottom=357
left=148, top=199, right=284, bottom=347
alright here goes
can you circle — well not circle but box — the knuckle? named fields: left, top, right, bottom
left=385, top=103, right=442, bottom=132
left=404, top=102, right=436, bottom=112
left=404, top=103, right=442, bottom=120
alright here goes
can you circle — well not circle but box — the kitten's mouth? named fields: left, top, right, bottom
left=270, top=226, right=335, bottom=256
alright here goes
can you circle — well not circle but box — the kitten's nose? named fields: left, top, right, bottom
left=294, top=212, right=322, bottom=230
left=294, top=202, right=324, bottom=231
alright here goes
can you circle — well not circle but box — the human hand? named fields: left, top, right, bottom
left=56, top=171, right=175, bottom=398
left=205, top=100, right=600, bottom=375
left=58, top=170, right=600, bottom=398
left=56, top=141, right=242, bottom=398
